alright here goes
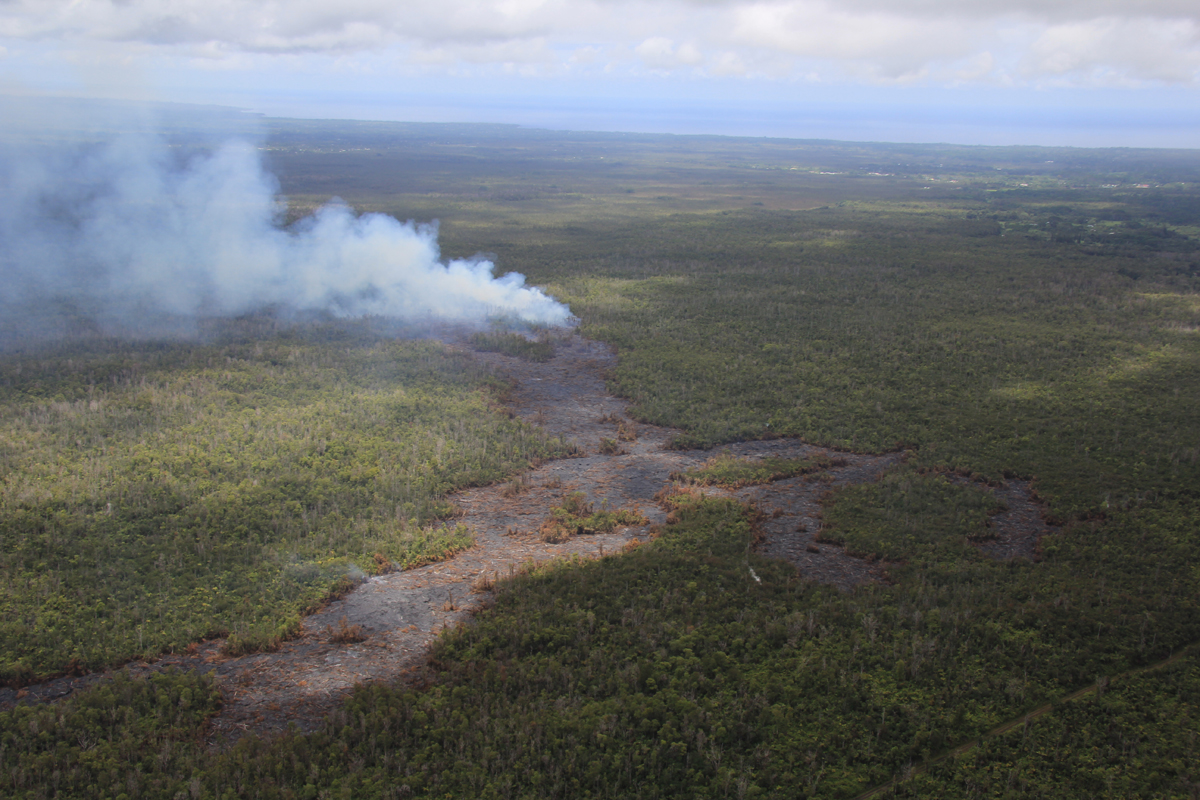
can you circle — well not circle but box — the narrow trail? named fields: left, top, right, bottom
left=1, top=334, right=1058, bottom=745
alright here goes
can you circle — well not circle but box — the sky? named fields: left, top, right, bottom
left=0, top=0, right=1198, bottom=148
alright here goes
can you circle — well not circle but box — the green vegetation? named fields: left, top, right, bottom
left=468, top=331, right=556, bottom=362
left=280, top=497, right=1196, bottom=799
left=598, top=437, right=625, bottom=455
left=260, top=123, right=1200, bottom=796
left=0, top=326, right=573, bottom=681
left=538, top=207, right=1200, bottom=523
left=3, top=122, right=1200, bottom=796
left=676, top=451, right=845, bottom=488
left=264, top=120, right=1199, bottom=520
left=3, top=493, right=1196, bottom=798
left=884, top=654, right=1200, bottom=799
left=0, top=669, right=220, bottom=800
left=538, top=491, right=648, bottom=542
left=819, top=468, right=1006, bottom=560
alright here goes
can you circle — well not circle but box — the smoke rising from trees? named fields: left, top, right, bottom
left=0, top=100, right=572, bottom=345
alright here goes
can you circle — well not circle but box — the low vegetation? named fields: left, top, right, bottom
left=819, top=468, right=1006, bottom=560
left=467, top=330, right=556, bottom=362
left=0, top=669, right=220, bottom=800
left=675, top=451, right=846, bottom=488
left=0, top=325, right=572, bottom=681
left=537, top=206, right=1200, bottom=525
left=2, top=122, right=1199, bottom=796
left=3, top=491, right=1197, bottom=798
left=884, top=654, right=1200, bottom=799
left=537, top=491, right=648, bottom=542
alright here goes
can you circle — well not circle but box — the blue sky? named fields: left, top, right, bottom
left=1, top=0, right=1198, bottom=147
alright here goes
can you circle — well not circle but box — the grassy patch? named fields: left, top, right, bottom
left=467, top=331, right=555, bottom=362
left=675, top=450, right=846, bottom=488
left=0, top=329, right=568, bottom=680
left=818, top=468, right=1006, bottom=561
left=538, top=491, right=648, bottom=542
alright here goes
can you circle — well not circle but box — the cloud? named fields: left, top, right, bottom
left=0, top=0, right=1197, bottom=89
left=953, top=51, right=996, bottom=83
left=809, top=0, right=1198, bottom=24
left=710, top=50, right=746, bottom=76
left=569, top=44, right=601, bottom=64
left=1023, top=17, right=1200, bottom=83
left=635, top=36, right=703, bottom=71
left=729, top=2, right=977, bottom=81
left=413, top=37, right=557, bottom=67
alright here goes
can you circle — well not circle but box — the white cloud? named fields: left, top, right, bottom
left=0, top=0, right=1197, bottom=88
left=635, top=36, right=703, bottom=70
left=711, top=50, right=747, bottom=76
left=442, top=38, right=556, bottom=65
left=953, top=51, right=996, bottom=83
left=729, top=1, right=977, bottom=82
left=570, top=45, right=601, bottom=63
left=1023, top=17, right=1200, bottom=83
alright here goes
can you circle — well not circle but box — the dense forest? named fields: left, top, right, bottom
left=1, top=118, right=1198, bottom=797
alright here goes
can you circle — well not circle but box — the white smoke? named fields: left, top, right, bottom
left=0, top=99, right=572, bottom=343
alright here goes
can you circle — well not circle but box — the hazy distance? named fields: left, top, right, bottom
left=0, top=0, right=1197, bottom=149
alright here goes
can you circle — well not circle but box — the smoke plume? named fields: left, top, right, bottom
left=0, top=98, right=572, bottom=346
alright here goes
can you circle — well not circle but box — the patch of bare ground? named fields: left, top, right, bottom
left=1, top=333, right=1057, bottom=743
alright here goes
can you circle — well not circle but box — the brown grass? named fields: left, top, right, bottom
left=471, top=572, right=498, bottom=593
left=598, top=437, right=626, bottom=455
left=328, top=616, right=367, bottom=644
left=500, top=474, right=531, bottom=497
